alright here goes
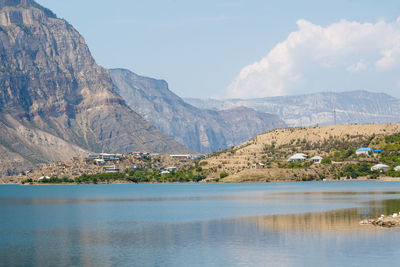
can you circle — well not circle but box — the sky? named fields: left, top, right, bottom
left=36, top=0, right=400, bottom=99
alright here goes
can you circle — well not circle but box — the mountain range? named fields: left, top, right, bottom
left=110, top=68, right=286, bottom=153
left=185, top=91, right=400, bottom=127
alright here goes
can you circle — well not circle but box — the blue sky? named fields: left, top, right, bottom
left=36, top=0, right=400, bottom=99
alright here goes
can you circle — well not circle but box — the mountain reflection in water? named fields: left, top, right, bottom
left=2, top=183, right=400, bottom=266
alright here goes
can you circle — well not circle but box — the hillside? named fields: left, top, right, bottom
left=200, top=124, right=400, bottom=182
left=0, top=0, right=189, bottom=176
left=110, top=68, right=286, bottom=153
left=185, top=91, right=400, bottom=127
left=6, top=123, right=400, bottom=184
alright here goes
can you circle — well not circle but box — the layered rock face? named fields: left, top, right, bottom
left=186, top=91, right=400, bottom=127
left=110, top=69, right=287, bottom=153
left=0, top=0, right=189, bottom=176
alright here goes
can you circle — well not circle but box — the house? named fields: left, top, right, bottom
left=371, top=164, right=390, bottom=172
left=132, top=152, right=150, bottom=158
left=310, top=156, right=323, bottom=164
left=394, top=166, right=400, bottom=172
left=356, top=148, right=374, bottom=155
left=170, top=154, right=191, bottom=159
left=160, top=170, right=170, bottom=175
left=38, top=176, right=50, bottom=180
left=103, top=166, right=120, bottom=173
left=253, top=162, right=265, bottom=169
left=166, top=166, right=178, bottom=172
left=288, top=153, right=308, bottom=162
left=129, top=165, right=141, bottom=170
left=191, top=154, right=206, bottom=160
left=94, top=159, right=105, bottom=165
left=99, top=153, right=121, bottom=161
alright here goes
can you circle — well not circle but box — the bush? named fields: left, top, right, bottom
left=339, top=162, right=373, bottom=178
left=220, top=172, right=229, bottom=179
left=321, top=158, right=332, bottom=165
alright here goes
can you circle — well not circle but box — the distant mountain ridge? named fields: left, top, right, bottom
left=185, top=91, right=400, bottom=127
left=110, top=68, right=287, bottom=153
left=0, top=0, right=189, bottom=176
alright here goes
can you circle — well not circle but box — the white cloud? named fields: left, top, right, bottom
left=347, top=60, right=366, bottom=72
left=226, top=17, right=400, bottom=98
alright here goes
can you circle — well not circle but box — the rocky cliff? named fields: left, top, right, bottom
left=110, top=68, right=287, bottom=153
left=0, top=0, right=189, bottom=176
left=185, top=91, right=400, bottom=127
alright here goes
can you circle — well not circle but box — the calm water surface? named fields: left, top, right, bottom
left=1, top=181, right=400, bottom=266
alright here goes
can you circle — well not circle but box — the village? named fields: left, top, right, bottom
left=283, top=146, right=400, bottom=176
left=17, top=152, right=206, bottom=184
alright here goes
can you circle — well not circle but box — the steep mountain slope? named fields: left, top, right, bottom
left=110, top=68, right=287, bottom=153
left=185, top=91, right=400, bottom=127
left=0, top=0, right=189, bottom=176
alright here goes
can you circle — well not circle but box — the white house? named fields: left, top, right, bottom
left=371, top=164, right=390, bottom=172
left=253, top=162, right=265, bottom=169
left=310, top=156, right=323, bottom=164
left=161, top=170, right=170, bottom=175
left=38, top=176, right=50, bottom=180
left=94, top=159, right=105, bottom=165
left=170, top=154, right=191, bottom=159
left=288, top=153, right=308, bottom=162
left=394, top=166, right=400, bottom=172
left=103, top=165, right=120, bottom=173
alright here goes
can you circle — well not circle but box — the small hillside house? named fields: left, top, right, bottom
left=394, top=166, right=400, bottom=172
left=253, top=162, right=265, bottom=169
left=371, top=164, right=390, bottom=172
left=288, top=153, right=308, bottom=162
left=94, top=159, right=105, bottom=165
left=356, top=148, right=374, bottom=155
left=103, top=166, right=120, bottom=173
left=166, top=167, right=178, bottom=172
left=310, top=156, right=323, bottom=164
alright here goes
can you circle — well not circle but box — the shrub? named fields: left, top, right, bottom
left=321, top=158, right=332, bottom=165
left=220, top=172, right=229, bottom=179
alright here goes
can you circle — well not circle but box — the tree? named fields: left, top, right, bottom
left=220, top=172, right=229, bottom=179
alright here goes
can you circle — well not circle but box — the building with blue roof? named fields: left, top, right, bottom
left=356, top=147, right=374, bottom=155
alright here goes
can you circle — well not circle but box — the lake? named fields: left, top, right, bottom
left=1, top=181, right=400, bottom=266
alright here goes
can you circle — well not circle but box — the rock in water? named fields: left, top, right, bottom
left=360, top=215, right=400, bottom=228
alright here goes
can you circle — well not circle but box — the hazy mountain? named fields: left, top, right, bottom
left=0, top=0, right=189, bottom=176
left=185, top=91, right=400, bottom=127
left=110, top=68, right=287, bottom=153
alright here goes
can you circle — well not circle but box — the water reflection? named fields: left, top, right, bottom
left=2, top=190, right=400, bottom=207
left=2, top=184, right=400, bottom=266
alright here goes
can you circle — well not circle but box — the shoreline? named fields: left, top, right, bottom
left=1, top=178, right=400, bottom=186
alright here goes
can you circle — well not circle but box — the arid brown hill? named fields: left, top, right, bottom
left=201, top=124, right=400, bottom=182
